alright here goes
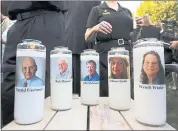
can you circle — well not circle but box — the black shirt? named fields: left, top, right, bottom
left=1, top=1, right=67, bottom=20
left=86, top=2, right=133, bottom=41
left=64, top=1, right=100, bottom=54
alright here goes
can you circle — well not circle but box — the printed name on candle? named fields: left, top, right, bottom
left=83, top=81, right=99, bottom=84
left=109, top=79, right=128, bottom=83
left=56, top=79, right=72, bottom=83
left=139, top=85, right=164, bottom=90
left=16, top=88, right=43, bottom=92
left=152, top=85, right=164, bottom=90
left=139, top=85, right=151, bottom=89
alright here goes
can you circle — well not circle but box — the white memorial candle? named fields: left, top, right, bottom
left=80, top=49, right=100, bottom=105
left=108, top=47, right=131, bottom=111
left=14, top=39, right=46, bottom=124
left=50, top=47, right=72, bottom=111
left=133, top=38, right=166, bottom=126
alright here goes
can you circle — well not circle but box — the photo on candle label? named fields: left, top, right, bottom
left=140, top=50, right=165, bottom=85
left=81, top=60, right=100, bottom=81
left=50, top=57, right=72, bottom=81
left=16, top=56, right=45, bottom=87
left=108, top=56, right=130, bottom=79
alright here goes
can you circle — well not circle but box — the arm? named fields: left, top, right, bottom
left=1, top=39, right=6, bottom=45
left=85, top=6, right=112, bottom=42
left=170, top=40, right=178, bottom=50
left=85, top=25, right=98, bottom=41
left=85, top=6, right=98, bottom=42
left=85, top=22, right=112, bottom=41
left=2, top=27, right=8, bottom=44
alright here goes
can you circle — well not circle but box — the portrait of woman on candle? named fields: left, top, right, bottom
left=140, top=51, right=165, bottom=85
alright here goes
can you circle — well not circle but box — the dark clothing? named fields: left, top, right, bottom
left=165, top=49, right=174, bottom=64
left=1, top=1, right=13, bottom=16
left=86, top=2, right=133, bottom=96
left=160, top=31, right=178, bottom=63
left=64, top=1, right=100, bottom=95
left=95, top=40, right=133, bottom=96
left=131, top=25, right=175, bottom=64
left=64, top=1, right=100, bottom=54
left=72, top=54, right=81, bottom=95
left=1, top=1, right=66, bottom=127
left=4, top=1, right=67, bottom=20
left=131, top=25, right=161, bottom=43
left=86, top=2, right=133, bottom=42
left=160, top=30, right=178, bottom=43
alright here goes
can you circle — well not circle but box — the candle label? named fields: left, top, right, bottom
left=108, top=55, right=130, bottom=80
left=133, top=47, right=165, bottom=86
left=15, top=50, right=46, bottom=90
left=81, top=56, right=100, bottom=85
left=50, top=54, right=72, bottom=84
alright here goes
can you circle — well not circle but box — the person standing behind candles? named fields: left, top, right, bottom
left=85, top=1, right=144, bottom=96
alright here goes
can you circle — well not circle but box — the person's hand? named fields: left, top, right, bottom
left=1, top=39, right=6, bottom=44
left=94, top=21, right=112, bottom=34
left=135, top=16, right=144, bottom=26
left=170, top=41, right=178, bottom=50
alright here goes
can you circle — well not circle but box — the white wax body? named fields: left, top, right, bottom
left=134, top=83, right=166, bottom=125
left=80, top=82, right=99, bottom=105
left=50, top=53, right=72, bottom=110
left=14, top=51, right=46, bottom=125
left=108, top=54, right=131, bottom=110
left=50, top=81, right=72, bottom=110
left=14, top=87, right=45, bottom=124
left=80, top=55, right=99, bottom=105
left=133, top=46, right=166, bottom=126
left=109, top=79, right=131, bottom=110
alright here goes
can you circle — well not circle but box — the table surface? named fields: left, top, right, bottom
left=2, top=97, right=176, bottom=130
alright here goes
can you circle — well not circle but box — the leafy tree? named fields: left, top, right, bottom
left=136, top=1, right=177, bottom=23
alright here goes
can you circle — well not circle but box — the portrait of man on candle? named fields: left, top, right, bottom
left=16, top=57, right=44, bottom=87
left=83, top=60, right=99, bottom=81
left=56, top=58, right=72, bottom=80
left=108, top=57, right=130, bottom=79
left=140, top=51, right=165, bottom=85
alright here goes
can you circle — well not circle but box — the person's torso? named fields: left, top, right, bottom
left=20, top=76, right=43, bottom=87
left=64, top=1, right=100, bottom=54
left=5, top=1, right=67, bottom=20
left=85, top=73, right=99, bottom=81
left=57, top=70, right=71, bottom=79
left=96, top=2, right=133, bottom=41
